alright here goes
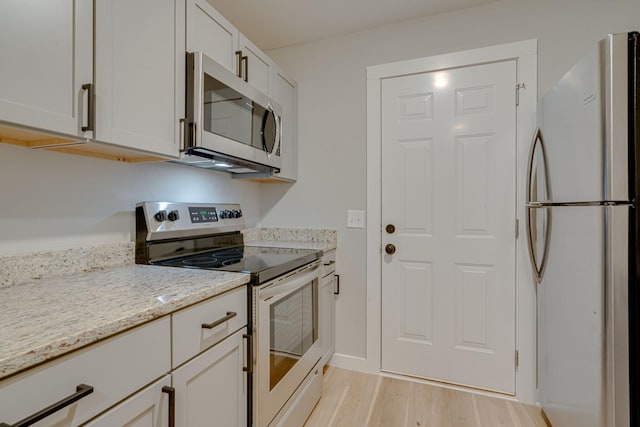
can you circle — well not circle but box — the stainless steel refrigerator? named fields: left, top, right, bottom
left=526, top=32, right=639, bottom=427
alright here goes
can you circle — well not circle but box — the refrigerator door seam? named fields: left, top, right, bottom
left=527, top=200, right=633, bottom=208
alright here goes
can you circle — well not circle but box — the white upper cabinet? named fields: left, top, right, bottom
left=94, top=0, right=185, bottom=158
left=187, top=0, right=273, bottom=96
left=238, top=34, right=272, bottom=96
left=0, top=0, right=295, bottom=168
left=272, top=66, right=298, bottom=181
left=187, top=0, right=239, bottom=73
left=0, top=0, right=93, bottom=139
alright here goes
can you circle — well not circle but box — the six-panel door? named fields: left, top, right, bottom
left=381, top=60, right=518, bottom=393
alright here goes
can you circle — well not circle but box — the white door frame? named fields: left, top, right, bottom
left=364, top=40, right=538, bottom=403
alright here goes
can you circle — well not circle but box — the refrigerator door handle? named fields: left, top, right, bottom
left=526, top=128, right=552, bottom=283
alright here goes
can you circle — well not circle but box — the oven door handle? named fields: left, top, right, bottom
left=258, top=262, right=321, bottom=301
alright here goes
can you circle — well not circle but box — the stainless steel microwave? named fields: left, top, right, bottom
left=180, top=51, right=282, bottom=174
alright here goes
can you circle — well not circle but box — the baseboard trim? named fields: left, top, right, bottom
left=326, top=353, right=375, bottom=374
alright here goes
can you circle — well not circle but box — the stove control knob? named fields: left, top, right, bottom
left=168, top=210, right=180, bottom=221
left=154, top=210, right=168, bottom=222
left=230, top=209, right=238, bottom=218
left=220, top=210, right=228, bottom=219
left=236, top=209, right=243, bottom=218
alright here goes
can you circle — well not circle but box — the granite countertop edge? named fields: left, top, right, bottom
left=0, top=231, right=337, bottom=381
left=245, top=240, right=337, bottom=253
left=0, top=266, right=250, bottom=381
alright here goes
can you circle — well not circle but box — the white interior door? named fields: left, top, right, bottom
left=381, top=60, right=517, bottom=393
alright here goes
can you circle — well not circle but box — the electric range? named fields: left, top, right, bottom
left=135, top=201, right=320, bottom=283
left=135, top=201, right=324, bottom=427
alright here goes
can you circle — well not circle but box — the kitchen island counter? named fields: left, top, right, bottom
left=0, top=264, right=249, bottom=380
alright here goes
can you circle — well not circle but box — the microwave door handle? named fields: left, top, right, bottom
left=274, top=109, right=281, bottom=156
left=262, top=105, right=280, bottom=157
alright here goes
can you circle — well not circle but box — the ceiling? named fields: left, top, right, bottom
left=206, top=0, right=499, bottom=51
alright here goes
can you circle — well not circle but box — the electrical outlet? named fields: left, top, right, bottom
left=347, top=210, right=365, bottom=228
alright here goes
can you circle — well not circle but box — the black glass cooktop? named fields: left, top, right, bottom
left=153, top=245, right=321, bottom=283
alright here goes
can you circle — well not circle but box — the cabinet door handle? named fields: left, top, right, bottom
left=0, top=384, right=93, bottom=427
left=179, top=118, right=186, bottom=150
left=334, top=274, right=340, bottom=295
left=242, top=55, right=248, bottom=82
left=161, top=386, right=175, bottom=427
left=242, top=333, right=253, bottom=373
left=201, top=311, right=237, bottom=329
left=235, top=50, right=243, bottom=78
left=81, top=83, right=95, bottom=132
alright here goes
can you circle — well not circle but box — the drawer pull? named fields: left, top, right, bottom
left=0, top=383, right=93, bottom=427
left=162, top=386, right=176, bottom=427
left=323, top=260, right=336, bottom=266
left=201, top=311, right=237, bottom=329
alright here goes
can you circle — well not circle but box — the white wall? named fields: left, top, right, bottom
left=0, top=144, right=261, bottom=255
left=261, top=0, right=640, bottom=376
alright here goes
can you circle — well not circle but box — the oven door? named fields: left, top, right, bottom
left=254, top=261, right=322, bottom=427
left=186, top=52, right=282, bottom=170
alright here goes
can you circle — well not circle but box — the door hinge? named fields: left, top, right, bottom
left=516, top=83, right=526, bottom=106
left=515, top=350, right=519, bottom=368
left=515, top=218, right=519, bottom=239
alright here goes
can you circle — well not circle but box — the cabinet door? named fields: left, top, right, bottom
left=272, top=66, right=298, bottom=182
left=0, top=0, right=92, bottom=138
left=173, top=328, right=248, bottom=427
left=83, top=376, right=171, bottom=427
left=94, top=0, right=185, bottom=158
left=238, top=34, right=272, bottom=96
left=187, top=0, right=239, bottom=74
left=320, top=275, right=336, bottom=365
left=0, top=318, right=170, bottom=427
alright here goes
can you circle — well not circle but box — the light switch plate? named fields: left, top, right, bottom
left=347, top=210, right=365, bottom=228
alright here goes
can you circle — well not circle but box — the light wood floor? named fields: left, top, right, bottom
left=304, top=367, right=548, bottom=427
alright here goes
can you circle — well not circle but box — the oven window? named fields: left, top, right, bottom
left=269, top=280, right=318, bottom=391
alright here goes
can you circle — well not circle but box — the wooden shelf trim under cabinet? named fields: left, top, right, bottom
left=0, top=124, right=168, bottom=163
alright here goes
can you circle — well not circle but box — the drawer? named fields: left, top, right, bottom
left=321, top=250, right=336, bottom=277
left=0, top=317, right=170, bottom=427
left=172, top=285, right=247, bottom=368
left=83, top=375, right=171, bottom=426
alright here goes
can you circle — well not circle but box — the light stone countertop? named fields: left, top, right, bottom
left=0, top=265, right=249, bottom=380
left=246, top=240, right=336, bottom=253
left=0, top=228, right=336, bottom=381
left=243, top=227, right=337, bottom=253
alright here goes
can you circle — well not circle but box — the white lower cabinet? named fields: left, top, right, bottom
left=320, top=275, right=336, bottom=366
left=320, top=250, right=337, bottom=366
left=0, top=288, right=249, bottom=427
left=172, top=327, right=248, bottom=427
left=83, top=375, right=172, bottom=427
left=0, top=317, right=170, bottom=427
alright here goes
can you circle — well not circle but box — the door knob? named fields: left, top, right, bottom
left=385, top=224, right=396, bottom=234
left=385, top=244, right=396, bottom=255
